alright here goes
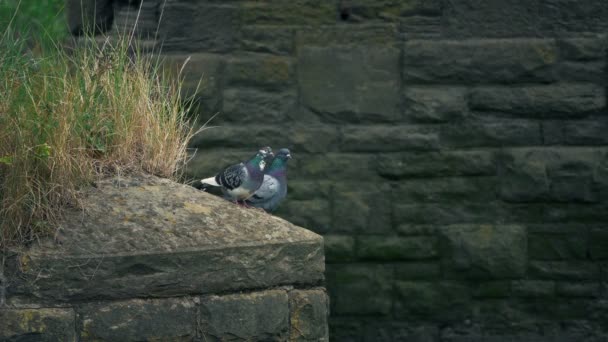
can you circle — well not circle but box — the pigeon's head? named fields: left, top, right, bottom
left=258, top=146, right=273, bottom=158
left=276, top=148, right=291, bottom=161
left=267, top=148, right=291, bottom=172
left=253, top=146, right=273, bottom=171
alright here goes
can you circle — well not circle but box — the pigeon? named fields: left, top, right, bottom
left=201, top=147, right=273, bottom=203
left=245, top=148, right=291, bottom=212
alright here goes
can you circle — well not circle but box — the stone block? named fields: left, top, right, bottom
left=9, top=176, right=324, bottom=302
left=394, top=262, right=441, bottom=280
left=343, top=0, right=441, bottom=21
left=357, top=236, right=439, bottom=261
left=200, top=290, right=289, bottom=341
left=393, top=202, right=507, bottom=225
left=529, top=261, right=600, bottom=280
left=590, top=228, right=608, bottom=260
left=403, top=87, right=468, bottom=123
left=528, top=233, right=587, bottom=260
left=497, top=149, right=551, bottom=202
left=225, top=54, right=294, bottom=91
left=470, top=84, right=605, bottom=118
left=293, top=153, right=379, bottom=181
left=400, top=15, right=442, bottom=38
left=439, top=225, right=527, bottom=279
left=556, top=61, right=606, bottom=83
left=329, top=318, right=364, bottom=342
left=364, top=322, right=439, bottom=342
left=240, top=25, right=294, bottom=55
left=558, top=36, right=608, bottom=61
left=340, top=125, right=440, bottom=152
left=394, top=281, right=471, bottom=322
left=298, top=46, right=400, bottom=123
left=472, top=281, right=511, bottom=298
left=542, top=203, right=608, bottom=223
left=441, top=118, right=542, bottom=148
left=222, top=89, right=297, bottom=124
left=276, top=199, right=331, bottom=234
left=403, top=39, right=557, bottom=83
left=395, top=224, right=438, bottom=236
left=288, top=289, right=329, bottom=341
left=296, top=24, right=398, bottom=46
left=393, top=177, right=496, bottom=204
left=77, top=298, right=195, bottom=341
left=161, top=53, right=224, bottom=114
left=332, top=183, right=392, bottom=234
left=286, top=181, right=333, bottom=201
left=556, top=282, right=600, bottom=297
left=543, top=119, right=608, bottom=146
left=512, top=280, right=555, bottom=297
left=324, top=235, right=356, bottom=262
left=190, top=124, right=289, bottom=149
left=325, top=264, right=393, bottom=316
left=0, top=308, right=76, bottom=341
left=377, top=150, right=496, bottom=179
left=240, top=1, right=337, bottom=26
left=287, top=125, right=341, bottom=153
left=160, top=4, right=240, bottom=52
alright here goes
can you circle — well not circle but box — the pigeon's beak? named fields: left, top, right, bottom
left=286, top=153, right=292, bottom=159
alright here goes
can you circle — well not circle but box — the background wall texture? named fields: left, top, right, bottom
left=72, top=0, right=608, bottom=341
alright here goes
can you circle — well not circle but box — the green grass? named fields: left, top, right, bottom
left=0, top=3, right=199, bottom=248
left=0, top=0, right=67, bottom=47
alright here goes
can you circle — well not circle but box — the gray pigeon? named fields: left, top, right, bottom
left=201, top=147, right=272, bottom=203
left=245, top=148, right=291, bottom=212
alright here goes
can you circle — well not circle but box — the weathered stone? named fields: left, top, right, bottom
left=66, top=0, right=113, bottom=35
left=393, top=177, right=496, bottom=203
left=77, top=298, right=195, bottom=341
left=276, top=199, right=331, bottom=235
left=497, top=149, right=551, bottom=202
left=285, top=181, right=333, bottom=201
left=403, top=39, right=558, bottom=83
left=9, top=175, right=324, bottom=302
left=546, top=149, right=602, bottom=203
left=222, top=89, right=297, bottom=124
left=325, top=264, right=393, bottom=316
left=590, top=228, right=608, bottom=260
left=442, top=118, right=542, bottom=148
left=403, top=87, right=468, bottom=123
left=189, top=124, right=289, bottom=149
left=400, top=15, right=442, bottom=38
left=394, top=262, right=441, bottom=280
left=556, top=61, right=606, bottom=83
left=342, top=0, right=441, bottom=21
left=288, top=289, right=329, bottom=341
left=512, top=280, right=555, bottom=297
left=240, top=1, right=336, bottom=26
left=377, top=150, right=496, bottom=179
left=364, top=322, right=439, bottom=342
left=162, top=53, right=224, bottom=115
left=287, top=125, right=341, bottom=153
left=240, top=25, right=294, bottom=55
left=0, top=308, right=76, bottom=341
left=556, top=282, right=600, bottom=297
left=357, top=236, right=438, bottom=261
left=544, top=119, right=608, bottom=146
left=442, top=0, right=608, bottom=37
left=470, top=84, right=605, bottom=118
left=225, top=54, right=294, bottom=91
left=395, top=224, right=438, bottom=236
left=160, top=4, right=240, bottom=52
left=394, top=281, right=471, bottom=322
left=340, top=125, right=440, bottom=152
left=528, top=233, right=587, bottom=260
left=472, top=281, right=511, bottom=298
left=298, top=46, right=400, bottom=123
left=558, top=36, right=608, bottom=61
left=393, top=202, right=507, bottom=225
left=542, top=203, right=608, bottom=223
left=296, top=24, right=399, bottom=46
left=529, top=261, right=600, bottom=280
left=332, top=183, right=392, bottom=234
left=329, top=318, right=364, bottom=342
left=294, top=153, right=379, bottom=181
left=324, top=235, right=355, bottom=262
left=200, top=290, right=289, bottom=341
left=439, top=225, right=527, bottom=279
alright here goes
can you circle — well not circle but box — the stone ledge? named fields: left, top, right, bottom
left=7, top=175, right=324, bottom=303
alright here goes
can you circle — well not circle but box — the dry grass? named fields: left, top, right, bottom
left=0, top=26, right=199, bottom=248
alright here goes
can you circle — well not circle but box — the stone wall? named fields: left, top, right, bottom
left=69, top=1, right=608, bottom=341
left=1, top=176, right=328, bottom=341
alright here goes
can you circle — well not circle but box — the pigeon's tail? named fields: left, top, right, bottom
left=201, top=176, right=220, bottom=187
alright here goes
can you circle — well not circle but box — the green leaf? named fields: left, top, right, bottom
left=0, top=156, right=13, bottom=165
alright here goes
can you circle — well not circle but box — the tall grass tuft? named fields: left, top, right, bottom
left=0, top=19, right=198, bottom=248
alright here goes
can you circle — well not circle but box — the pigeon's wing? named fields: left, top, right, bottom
left=217, top=163, right=247, bottom=190
left=247, top=175, right=279, bottom=204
